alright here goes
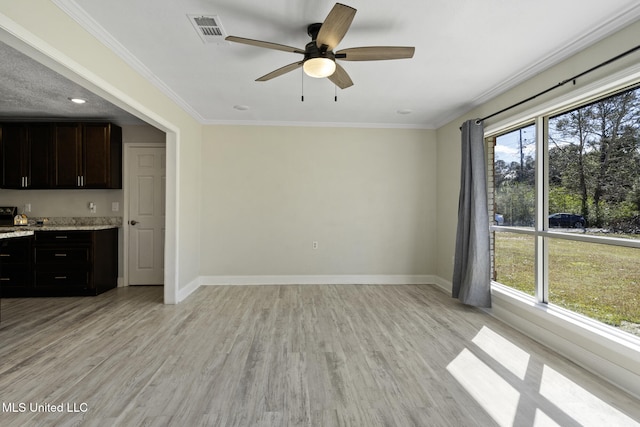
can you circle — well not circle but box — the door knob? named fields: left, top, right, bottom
left=130, top=220, right=138, bottom=225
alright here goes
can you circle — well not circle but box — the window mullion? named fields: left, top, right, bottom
left=535, top=116, right=549, bottom=303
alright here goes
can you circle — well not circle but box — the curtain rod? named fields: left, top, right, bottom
left=465, top=43, right=640, bottom=127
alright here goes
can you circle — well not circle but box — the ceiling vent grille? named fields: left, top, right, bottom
left=188, top=14, right=227, bottom=43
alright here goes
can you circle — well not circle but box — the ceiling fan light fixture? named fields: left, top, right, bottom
left=303, top=57, right=336, bottom=78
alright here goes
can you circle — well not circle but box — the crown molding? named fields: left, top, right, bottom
left=52, top=0, right=206, bottom=123
left=201, top=118, right=435, bottom=129
left=53, top=1, right=640, bottom=131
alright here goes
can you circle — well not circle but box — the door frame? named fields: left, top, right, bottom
left=123, top=142, right=167, bottom=289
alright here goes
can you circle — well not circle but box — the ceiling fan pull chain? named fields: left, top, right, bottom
left=335, top=84, right=338, bottom=102
left=301, top=68, right=304, bottom=102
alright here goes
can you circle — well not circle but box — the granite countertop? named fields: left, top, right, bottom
left=0, top=230, right=35, bottom=239
left=0, top=217, right=122, bottom=234
left=0, top=225, right=119, bottom=232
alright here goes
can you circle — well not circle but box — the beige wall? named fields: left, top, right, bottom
left=0, top=188, right=121, bottom=218
left=201, top=125, right=437, bottom=277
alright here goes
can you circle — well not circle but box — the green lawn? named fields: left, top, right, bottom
left=494, top=233, right=640, bottom=328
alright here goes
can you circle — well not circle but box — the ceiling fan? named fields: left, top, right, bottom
left=225, top=3, right=415, bottom=89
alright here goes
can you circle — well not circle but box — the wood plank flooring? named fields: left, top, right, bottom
left=1, top=284, right=639, bottom=426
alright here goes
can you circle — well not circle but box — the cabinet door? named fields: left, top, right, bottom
left=27, top=123, right=52, bottom=188
left=0, top=236, right=31, bottom=261
left=53, top=123, right=82, bottom=188
left=0, top=124, right=28, bottom=188
left=83, top=123, right=110, bottom=188
left=0, top=236, right=33, bottom=295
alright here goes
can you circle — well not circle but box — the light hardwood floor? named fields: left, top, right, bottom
left=1, top=284, right=639, bottom=426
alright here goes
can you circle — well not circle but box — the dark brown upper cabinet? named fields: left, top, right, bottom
left=1, top=121, right=121, bottom=190
left=83, top=123, right=122, bottom=189
left=0, top=123, right=52, bottom=189
left=52, top=123, right=82, bottom=188
left=52, top=122, right=122, bottom=189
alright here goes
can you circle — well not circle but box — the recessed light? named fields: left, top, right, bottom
left=233, top=105, right=250, bottom=111
left=68, top=97, right=87, bottom=104
left=396, top=108, right=412, bottom=115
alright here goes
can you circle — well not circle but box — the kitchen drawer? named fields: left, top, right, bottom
left=34, top=270, right=89, bottom=288
left=0, top=236, right=31, bottom=260
left=0, top=265, right=30, bottom=288
left=34, top=247, right=89, bottom=264
left=34, top=231, right=92, bottom=243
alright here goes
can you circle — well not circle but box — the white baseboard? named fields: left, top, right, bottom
left=199, top=274, right=437, bottom=286
left=430, top=275, right=452, bottom=294
left=176, top=276, right=202, bottom=303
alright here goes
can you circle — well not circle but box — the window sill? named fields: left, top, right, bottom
left=488, top=282, right=640, bottom=398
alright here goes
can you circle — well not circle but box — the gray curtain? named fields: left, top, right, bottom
left=452, top=119, right=491, bottom=307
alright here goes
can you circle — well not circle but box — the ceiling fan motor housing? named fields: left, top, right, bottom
left=304, top=40, right=335, bottom=62
left=305, top=23, right=334, bottom=62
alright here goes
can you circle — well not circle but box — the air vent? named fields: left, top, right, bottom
left=188, top=14, right=227, bottom=43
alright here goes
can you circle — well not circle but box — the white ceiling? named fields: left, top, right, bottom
left=4, top=1, right=640, bottom=128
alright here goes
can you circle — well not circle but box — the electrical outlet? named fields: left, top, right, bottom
left=312, top=241, right=318, bottom=250
left=24, top=203, right=31, bottom=213
left=112, top=202, right=119, bottom=212
left=89, top=202, right=96, bottom=214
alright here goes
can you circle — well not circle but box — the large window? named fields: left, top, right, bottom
left=491, top=85, right=640, bottom=338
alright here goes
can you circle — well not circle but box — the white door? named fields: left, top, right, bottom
left=128, top=146, right=165, bottom=285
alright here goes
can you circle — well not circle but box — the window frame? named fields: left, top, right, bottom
left=487, top=68, right=640, bottom=333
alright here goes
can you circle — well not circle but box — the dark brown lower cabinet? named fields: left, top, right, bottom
left=0, top=228, right=117, bottom=297
left=0, top=236, right=33, bottom=296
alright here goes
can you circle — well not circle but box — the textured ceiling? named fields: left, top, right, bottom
left=2, top=1, right=640, bottom=129
left=0, top=40, right=144, bottom=126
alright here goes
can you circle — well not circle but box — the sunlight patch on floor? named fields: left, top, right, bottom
left=540, top=365, right=639, bottom=426
left=447, top=347, right=520, bottom=426
left=472, top=326, right=531, bottom=380
left=448, top=326, right=640, bottom=427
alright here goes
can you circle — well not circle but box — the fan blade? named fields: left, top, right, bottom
left=256, top=61, right=304, bottom=82
left=316, top=3, right=356, bottom=51
left=336, top=46, right=415, bottom=61
left=226, top=36, right=305, bottom=54
left=327, top=63, right=353, bottom=89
